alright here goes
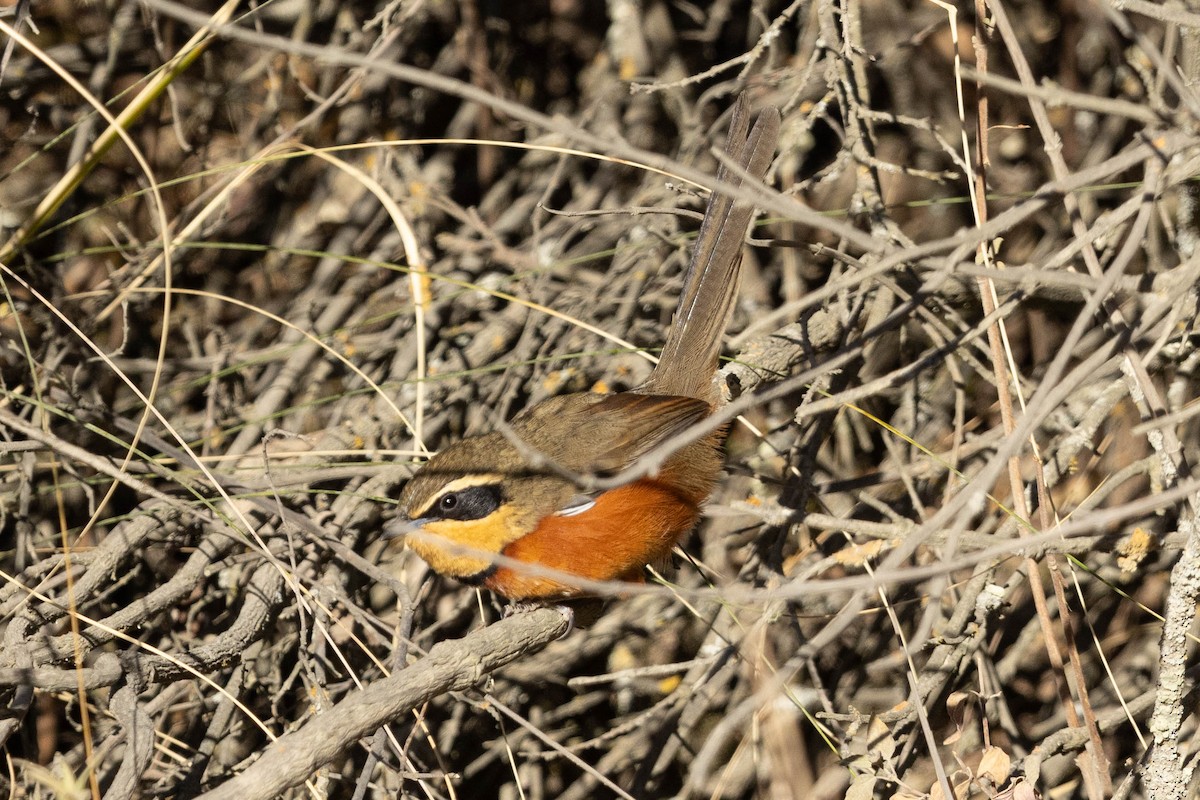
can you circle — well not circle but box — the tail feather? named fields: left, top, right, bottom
left=644, top=94, right=781, bottom=402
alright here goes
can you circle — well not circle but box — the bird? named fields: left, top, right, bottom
left=386, top=94, right=780, bottom=601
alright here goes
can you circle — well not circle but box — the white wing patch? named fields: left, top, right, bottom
left=555, top=497, right=596, bottom=517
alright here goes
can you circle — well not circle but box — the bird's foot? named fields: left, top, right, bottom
left=501, top=601, right=540, bottom=618
left=501, top=602, right=574, bottom=638
left=553, top=604, right=575, bottom=638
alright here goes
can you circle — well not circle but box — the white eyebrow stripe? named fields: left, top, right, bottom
left=438, top=474, right=504, bottom=495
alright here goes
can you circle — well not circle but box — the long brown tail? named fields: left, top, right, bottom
left=644, top=94, right=780, bottom=403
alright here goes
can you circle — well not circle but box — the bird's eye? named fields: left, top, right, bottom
left=439, top=493, right=458, bottom=511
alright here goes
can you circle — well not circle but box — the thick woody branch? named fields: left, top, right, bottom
left=196, top=609, right=570, bottom=800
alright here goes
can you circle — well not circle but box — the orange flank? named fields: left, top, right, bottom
left=490, top=477, right=703, bottom=599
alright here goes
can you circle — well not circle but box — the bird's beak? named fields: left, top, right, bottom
left=382, top=516, right=431, bottom=540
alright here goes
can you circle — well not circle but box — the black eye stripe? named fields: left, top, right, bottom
left=432, top=485, right=502, bottom=521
